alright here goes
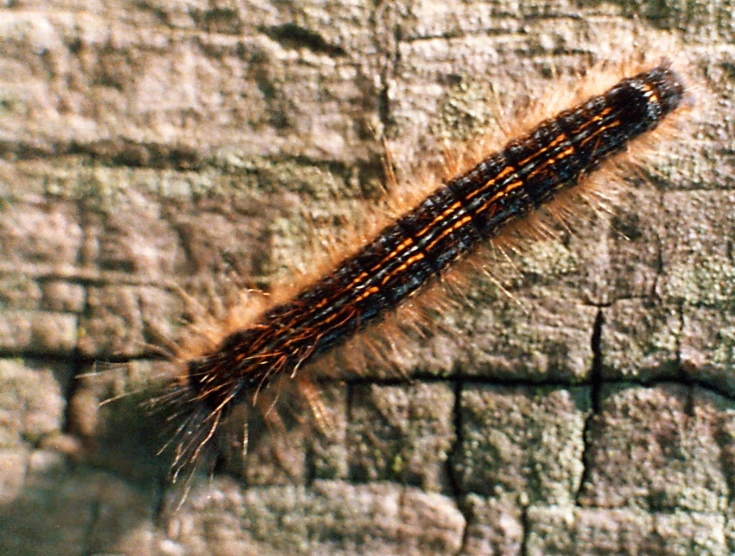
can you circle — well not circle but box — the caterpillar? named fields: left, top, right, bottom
left=159, top=60, right=690, bottom=482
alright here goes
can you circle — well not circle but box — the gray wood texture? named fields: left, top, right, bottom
left=1, top=1, right=734, bottom=554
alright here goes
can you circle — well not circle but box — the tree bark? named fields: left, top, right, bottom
left=1, top=1, right=734, bottom=554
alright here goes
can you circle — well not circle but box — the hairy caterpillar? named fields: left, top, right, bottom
left=155, top=60, right=690, bottom=483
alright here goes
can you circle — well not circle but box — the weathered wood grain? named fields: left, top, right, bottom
left=1, top=1, right=734, bottom=554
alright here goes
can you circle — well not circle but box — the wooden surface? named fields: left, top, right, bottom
left=1, top=1, right=734, bottom=554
